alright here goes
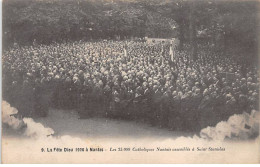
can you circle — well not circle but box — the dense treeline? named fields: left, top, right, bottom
left=3, top=0, right=178, bottom=46
left=3, top=0, right=259, bottom=64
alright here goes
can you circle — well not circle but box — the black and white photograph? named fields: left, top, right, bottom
left=1, top=0, right=260, bottom=164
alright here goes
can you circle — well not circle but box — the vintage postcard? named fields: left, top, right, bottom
left=1, top=0, right=260, bottom=164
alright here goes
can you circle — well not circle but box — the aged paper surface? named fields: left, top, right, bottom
left=1, top=0, right=260, bottom=164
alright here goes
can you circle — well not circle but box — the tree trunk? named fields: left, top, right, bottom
left=179, top=20, right=184, bottom=51
left=189, top=2, right=197, bottom=61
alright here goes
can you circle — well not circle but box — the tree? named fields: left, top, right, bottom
left=188, top=1, right=197, bottom=61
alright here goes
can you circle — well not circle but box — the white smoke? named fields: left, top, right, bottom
left=23, top=118, right=54, bottom=139
left=2, top=101, right=88, bottom=143
left=200, top=110, right=260, bottom=141
left=2, top=101, right=89, bottom=146
left=2, top=101, right=25, bottom=130
left=2, top=101, right=55, bottom=138
left=2, top=101, right=260, bottom=163
left=3, top=100, right=259, bottom=141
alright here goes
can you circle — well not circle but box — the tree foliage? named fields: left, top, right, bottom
left=3, top=0, right=259, bottom=63
left=3, top=0, right=178, bottom=47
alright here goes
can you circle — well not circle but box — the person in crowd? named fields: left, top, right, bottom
left=2, top=40, right=259, bottom=131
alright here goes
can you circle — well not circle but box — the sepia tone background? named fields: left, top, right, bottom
left=2, top=0, right=260, bottom=163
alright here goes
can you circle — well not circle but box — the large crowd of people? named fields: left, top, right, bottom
left=2, top=40, right=259, bottom=131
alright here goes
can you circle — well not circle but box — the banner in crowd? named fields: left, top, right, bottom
left=169, top=44, right=174, bottom=62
